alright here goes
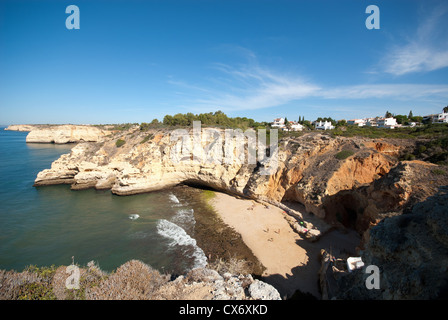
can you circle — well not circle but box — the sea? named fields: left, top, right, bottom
left=0, top=127, right=214, bottom=274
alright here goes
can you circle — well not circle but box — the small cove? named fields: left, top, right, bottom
left=0, top=128, right=260, bottom=275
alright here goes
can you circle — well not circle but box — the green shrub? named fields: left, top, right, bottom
left=116, top=139, right=126, bottom=148
left=18, top=265, right=57, bottom=300
left=335, top=150, right=354, bottom=160
left=418, top=145, right=427, bottom=154
left=140, top=134, right=154, bottom=144
left=402, top=153, right=416, bottom=161
left=432, top=168, right=446, bottom=175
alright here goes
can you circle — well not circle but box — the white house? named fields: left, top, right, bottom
left=436, top=112, right=448, bottom=123
left=289, top=121, right=304, bottom=131
left=315, top=120, right=335, bottom=130
left=347, top=119, right=366, bottom=127
left=423, top=112, right=448, bottom=123
left=271, top=118, right=285, bottom=128
left=377, top=117, right=397, bottom=129
left=365, top=118, right=378, bottom=127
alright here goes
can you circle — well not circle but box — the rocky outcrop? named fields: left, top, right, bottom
left=25, top=125, right=107, bottom=144
left=323, top=160, right=448, bottom=240
left=0, top=260, right=281, bottom=300
left=321, top=186, right=448, bottom=300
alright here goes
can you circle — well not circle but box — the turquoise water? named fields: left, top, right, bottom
left=0, top=128, right=207, bottom=273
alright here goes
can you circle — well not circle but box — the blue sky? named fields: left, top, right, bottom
left=1, top=0, right=448, bottom=124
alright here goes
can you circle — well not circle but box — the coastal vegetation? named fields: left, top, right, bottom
left=115, top=139, right=126, bottom=148
left=2, top=259, right=276, bottom=300
left=332, top=122, right=448, bottom=139
left=137, top=111, right=269, bottom=131
left=17, top=265, right=57, bottom=300
left=161, top=111, right=268, bottom=130
left=335, top=149, right=355, bottom=160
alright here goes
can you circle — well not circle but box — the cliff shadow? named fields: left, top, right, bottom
left=261, top=228, right=361, bottom=300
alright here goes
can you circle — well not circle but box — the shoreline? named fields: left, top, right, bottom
left=208, top=191, right=361, bottom=299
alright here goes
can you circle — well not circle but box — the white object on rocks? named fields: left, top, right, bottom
left=346, top=257, right=364, bottom=272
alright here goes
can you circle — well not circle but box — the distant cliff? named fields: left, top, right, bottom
left=4, top=124, right=39, bottom=132
left=5, top=124, right=107, bottom=143
left=25, top=125, right=107, bottom=144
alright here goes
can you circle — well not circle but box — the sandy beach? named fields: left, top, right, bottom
left=210, top=191, right=361, bottom=299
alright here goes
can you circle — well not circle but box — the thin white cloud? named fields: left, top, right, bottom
left=171, top=62, right=321, bottom=112
left=381, top=4, right=448, bottom=75
left=319, top=84, right=448, bottom=100
left=168, top=50, right=448, bottom=113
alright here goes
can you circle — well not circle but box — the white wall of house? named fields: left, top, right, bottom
left=437, top=112, right=448, bottom=123
left=290, top=122, right=304, bottom=131
left=315, top=121, right=334, bottom=130
left=347, top=119, right=366, bottom=127
left=377, top=117, right=397, bottom=128
left=271, top=118, right=285, bottom=128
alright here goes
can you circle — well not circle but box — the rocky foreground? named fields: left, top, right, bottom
left=0, top=260, right=280, bottom=300
left=6, top=124, right=448, bottom=299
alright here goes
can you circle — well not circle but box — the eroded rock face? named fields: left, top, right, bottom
left=33, top=129, right=404, bottom=200
left=327, top=187, right=448, bottom=300
left=323, top=160, right=448, bottom=239
left=25, top=125, right=106, bottom=144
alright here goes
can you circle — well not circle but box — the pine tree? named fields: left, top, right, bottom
left=408, top=110, right=413, bottom=119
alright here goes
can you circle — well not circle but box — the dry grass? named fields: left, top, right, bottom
left=207, top=257, right=252, bottom=276
left=0, top=258, right=262, bottom=300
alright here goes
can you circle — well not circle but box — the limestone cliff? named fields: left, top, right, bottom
left=4, top=124, right=37, bottom=132
left=25, top=125, right=107, bottom=143
left=33, top=126, right=432, bottom=241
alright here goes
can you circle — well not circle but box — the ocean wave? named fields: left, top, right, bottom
left=156, top=219, right=207, bottom=269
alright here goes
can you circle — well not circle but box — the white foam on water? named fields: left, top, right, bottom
left=129, top=214, right=140, bottom=220
left=156, top=219, right=207, bottom=269
left=169, top=193, right=180, bottom=204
